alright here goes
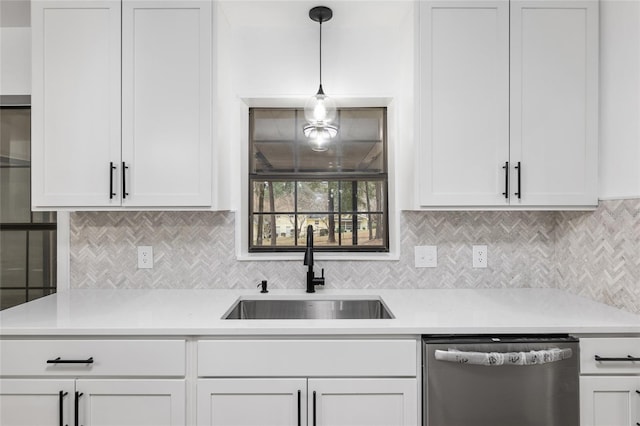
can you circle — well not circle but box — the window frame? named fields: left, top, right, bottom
left=0, top=104, right=57, bottom=310
left=248, top=107, right=390, bottom=254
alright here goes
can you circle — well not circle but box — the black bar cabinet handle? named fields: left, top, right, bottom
left=59, top=390, right=68, bottom=426
left=74, top=391, right=83, bottom=426
left=594, top=355, right=640, bottom=362
left=502, top=161, right=509, bottom=199
left=109, top=162, right=116, bottom=199
left=636, top=390, right=640, bottom=395
left=297, top=390, right=301, bottom=426
left=514, top=161, right=521, bottom=199
left=47, top=357, right=94, bottom=364
left=313, top=391, right=317, bottom=426
left=122, top=162, right=129, bottom=199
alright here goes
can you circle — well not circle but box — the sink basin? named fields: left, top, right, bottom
left=223, top=298, right=394, bottom=320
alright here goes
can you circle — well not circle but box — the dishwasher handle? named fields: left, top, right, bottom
left=435, top=347, right=573, bottom=366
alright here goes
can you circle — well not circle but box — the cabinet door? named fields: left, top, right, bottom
left=510, top=0, right=598, bottom=206
left=580, top=376, right=640, bottom=426
left=31, top=0, right=121, bottom=208
left=77, top=379, right=185, bottom=426
left=418, top=0, right=509, bottom=207
left=0, top=379, right=74, bottom=426
left=122, top=0, right=212, bottom=207
left=197, top=378, right=306, bottom=426
left=309, top=378, right=418, bottom=426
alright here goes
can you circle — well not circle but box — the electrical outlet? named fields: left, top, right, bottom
left=415, top=245, right=437, bottom=268
left=137, top=246, right=153, bottom=269
left=473, top=245, right=488, bottom=268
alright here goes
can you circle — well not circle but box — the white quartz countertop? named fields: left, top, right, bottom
left=1, top=288, right=639, bottom=336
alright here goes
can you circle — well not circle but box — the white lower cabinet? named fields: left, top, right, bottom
left=197, top=378, right=306, bottom=426
left=0, top=339, right=187, bottom=426
left=78, top=379, right=185, bottom=426
left=196, top=339, right=420, bottom=426
left=0, top=378, right=185, bottom=426
left=197, top=378, right=417, bottom=426
left=0, top=379, right=74, bottom=426
left=579, top=337, right=640, bottom=426
left=580, top=377, right=640, bottom=426
left=309, top=378, right=417, bottom=426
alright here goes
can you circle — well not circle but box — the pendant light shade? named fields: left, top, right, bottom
left=304, top=6, right=337, bottom=151
left=304, top=87, right=336, bottom=126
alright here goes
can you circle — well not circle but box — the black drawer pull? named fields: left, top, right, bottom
left=502, top=161, right=509, bottom=199
left=297, top=390, right=301, bottom=426
left=59, top=390, right=68, bottom=426
left=75, top=391, right=83, bottom=426
left=594, top=355, right=640, bottom=362
left=109, top=162, right=116, bottom=199
left=313, top=391, right=317, bottom=426
left=122, top=162, right=129, bottom=199
left=514, top=161, right=521, bottom=199
left=47, top=357, right=94, bottom=364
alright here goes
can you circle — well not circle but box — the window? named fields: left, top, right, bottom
left=0, top=103, right=56, bottom=310
left=249, top=107, right=388, bottom=252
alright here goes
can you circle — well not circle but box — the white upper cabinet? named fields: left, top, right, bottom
left=417, top=0, right=598, bottom=208
left=419, top=0, right=510, bottom=207
left=31, top=0, right=122, bottom=207
left=510, top=0, right=598, bottom=207
left=122, top=1, right=212, bottom=207
left=31, top=0, right=212, bottom=209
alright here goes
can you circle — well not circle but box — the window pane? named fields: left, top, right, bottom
left=0, top=289, right=26, bottom=310
left=252, top=214, right=298, bottom=247
left=357, top=181, right=385, bottom=212
left=0, top=231, right=27, bottom=288
left=251, top=109, right=296, bottom=173
left=252, top=181, right=295, bottom=213
left=32, top=211, right=57, bottom=224
left=0, top=108, right=31, bottom=223
left=360, top=213, right=386, bottom=246
left=27, top=288, right=56, bottom=302
left=338, top=109, right=385, bottom=173
left=339, top=181, right=358, bottom=212
left=296, top=143, right=339, bottom=172
left=28, top=230, right=56, bottom=289
left=308, top=214, right=339, bottom=247
left=0, top=167, right=30, bottom=223
left=297, top=181, right=335, bottom=213
left=249, top=107, right=388, bottom=252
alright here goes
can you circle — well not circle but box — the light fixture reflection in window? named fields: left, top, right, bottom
left=303, top=124, right=338, bottom=152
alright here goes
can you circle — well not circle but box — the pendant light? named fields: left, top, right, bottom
left=303, top=6, right=338, bottom=152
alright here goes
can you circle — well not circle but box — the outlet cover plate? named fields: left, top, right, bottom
left=137, top=246, right=153, bottom=269
left=415, top=245, right=437, bottom=268
left=472, top=245, right=487, bottom=268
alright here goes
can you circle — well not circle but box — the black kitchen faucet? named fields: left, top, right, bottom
left=303, top=224, right=325, bottom=293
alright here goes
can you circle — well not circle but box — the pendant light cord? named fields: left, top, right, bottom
left=318, top=18, right=324, bottom=95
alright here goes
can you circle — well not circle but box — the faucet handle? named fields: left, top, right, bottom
left=321, top=268, right=324, bottom=278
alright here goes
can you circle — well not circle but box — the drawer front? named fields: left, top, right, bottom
left=198, top=339, right=418, bottom=377
left=580, top=338, right=640, bottom=374
left=0, top=340, right=185, bottom=377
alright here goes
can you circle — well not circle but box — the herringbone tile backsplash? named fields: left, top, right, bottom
left=70, top=199, right=640, bottom=314
left=555, top=199, right=640, bottom=314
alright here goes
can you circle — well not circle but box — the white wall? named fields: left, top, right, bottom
left=215, top=0, right=416, bottom=205
left=0, top=0, right=30, bottom=95
left=598, top=0, right=640, bottom=199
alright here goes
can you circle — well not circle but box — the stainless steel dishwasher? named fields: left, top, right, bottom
left=423, top=335, right=579, bottom=426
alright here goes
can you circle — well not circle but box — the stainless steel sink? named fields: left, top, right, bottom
left=223, top=298, right=394, bottom=320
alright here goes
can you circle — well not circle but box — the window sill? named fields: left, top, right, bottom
left=236, top=251, right=399, bottom=262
